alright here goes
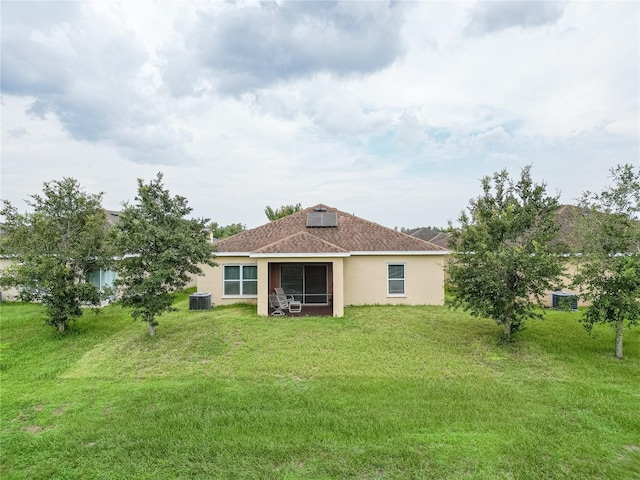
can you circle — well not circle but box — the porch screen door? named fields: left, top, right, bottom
left=281, top=264, right=328, bottom=304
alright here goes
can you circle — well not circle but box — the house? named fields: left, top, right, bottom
left=197, top=204, right=448, bottom=316
left=406, top=227, right=451, bottom=249
left=542, top=204, right=639, bottom=308
left=0, top=211, right=121, bottom=302
left=0, top=208, right=199, bottom=303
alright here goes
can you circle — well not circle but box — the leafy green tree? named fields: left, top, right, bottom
left=265, top=203, right=302, bottom=221
left=572, top=164, right=640, bottom=359
left=447, top=166, right=564, bottom=341
left=209, top=222, right=245, bottom=239
left=112, top=173, right=216, bottom=336
left=0, top=178, right=113, bottom=333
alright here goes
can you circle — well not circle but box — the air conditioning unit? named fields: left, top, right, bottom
left=189, top=292, right=212, bottom=310
left=551, top=292, right=578, bottom=311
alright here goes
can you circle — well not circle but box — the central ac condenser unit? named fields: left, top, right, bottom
left=551, top=292, right=578, bottom=311
left=189, top=292, right=212, bottom=310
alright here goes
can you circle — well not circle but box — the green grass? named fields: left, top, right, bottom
left=1, top=295, right=639, bottom=479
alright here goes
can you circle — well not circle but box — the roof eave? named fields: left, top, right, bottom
left=215, top=250, right=449, bottom=257
left=349, top=250, right=449, bottom=256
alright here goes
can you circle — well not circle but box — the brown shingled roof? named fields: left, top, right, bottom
left=555, top=204, right=586, bottom=249
left=253, top=231, right=348, bottom=254
left=407, top=228, right=451, bottom=249
left=554, top=204, right=640, bottom=253
left=215, top=204, right=446, bottom=254
left=104, top=209, right=121, bottom=226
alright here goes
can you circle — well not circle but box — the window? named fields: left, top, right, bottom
left=86, top=269, right=117, bottom=300
left=388, top=263, right=405, bottom=296
left=223, top=265, right=257, bottom=296
left=86, top=269, right=117, bottom=291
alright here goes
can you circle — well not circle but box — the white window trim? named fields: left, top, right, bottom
left=387, top=262, right=406, bottom=297
left=222, top=264, right=258, bottom=298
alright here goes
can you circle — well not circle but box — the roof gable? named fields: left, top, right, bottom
left=215, top=204, right=447, bottom=255
left=408, top=228, right=451, bottom=249
left=253, top=231, right=348, bottom=254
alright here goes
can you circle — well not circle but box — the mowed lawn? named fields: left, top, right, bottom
left=1, top=294, right=639, bottom=479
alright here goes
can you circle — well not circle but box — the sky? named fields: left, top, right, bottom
left=1, top=1, right=638, bottom=230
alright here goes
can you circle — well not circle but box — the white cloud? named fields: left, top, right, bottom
left=465, top=1, right=567, bottom=36
left=1, top=1, right=193, bottom=165
left=1, top=0, right=638, bottom=230
left=159, top=1, right=406, bottom=97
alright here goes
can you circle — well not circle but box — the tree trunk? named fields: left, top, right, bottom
left=503, top=318, right=511, bottom=342
left=148, top=320, right=155, bottom=337
left=615, top=318, right=624, bottom=360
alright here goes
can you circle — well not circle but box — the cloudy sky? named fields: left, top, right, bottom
left=1, top=1, right=638, bottom=230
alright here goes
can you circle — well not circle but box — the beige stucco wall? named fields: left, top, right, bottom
left=343, top=254, right=445, bottom=306
left=257, top=258, right=269, bottom=316
left=198, top=253, right=445, bottom=315
left=197, top=256, right=259, bottom=308
left=540, top=260, right=586, bottom=307
left=198, top=256, right=346, bottom=316
left=185, top=272, right=198, bottom=289
left=0, top=258, right=20, bottom=301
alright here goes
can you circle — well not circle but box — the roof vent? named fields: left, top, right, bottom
left=306, top=211, right=337, bottom=228
left=314, top=207, right=327, bottom=212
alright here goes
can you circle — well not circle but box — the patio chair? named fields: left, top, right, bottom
left=269, top=294, right=285, bottom=316
left=273, top=293, right=302, bottom=314
left=274, top=287, right=295, bottom=301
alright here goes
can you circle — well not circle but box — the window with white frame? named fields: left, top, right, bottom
left=387, top=263, right=406, bottom=296
left=223, top=264, right=258, bottom=296
left=86, top=269, right=117, bottom=301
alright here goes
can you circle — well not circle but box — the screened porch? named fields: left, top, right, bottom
left=268, top=262, right=334, bottom=316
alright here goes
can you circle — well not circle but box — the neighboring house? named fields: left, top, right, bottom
left=406, top=227, right=451, bottom=249
left=1, top=209, right=198, bottom=302
left=544, top=204, right=638, bottom=307
left=1, top=251, right=115, bottom=302
left=532, top=204, right=638, bottom=308
left=197, top=204, right=448, bottom=317
left=1, top=254, right=117, bottom=303
left=88, top=208, right=199, bottom=292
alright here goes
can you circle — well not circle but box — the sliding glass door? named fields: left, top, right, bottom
left=280, top=264, right=328, bottom=304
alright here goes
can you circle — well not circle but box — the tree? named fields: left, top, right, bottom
left=572, top=164, right=640, bottom=359
left=0, top=178, right=113, bottom=333
left=447, top=166, right=564, bottom=341
left=111, top=173, right=216, bottom=336
left=209, top=222, right=245, bottom=239
left=265, top=203, right=302, bottom=221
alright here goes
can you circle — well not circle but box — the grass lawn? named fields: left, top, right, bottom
left=1, top=292, right=639, bottom=479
